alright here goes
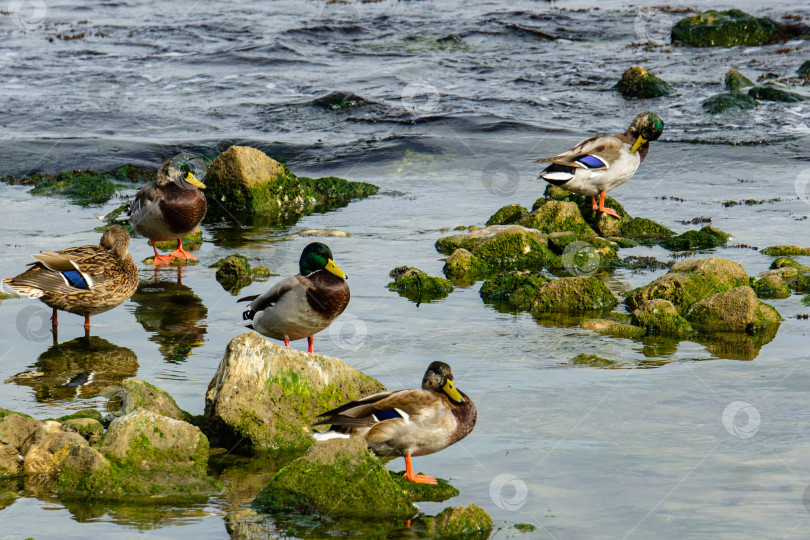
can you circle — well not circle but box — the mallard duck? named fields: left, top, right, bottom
left=130, top=157, right=207, bottom=267
left=536, top=111, right=664, bottom=218
left=239, top=242, right=349, bottom=353
left=2, top=225, right=138, bottom=329
left=313, top=361, right=477, bottom=485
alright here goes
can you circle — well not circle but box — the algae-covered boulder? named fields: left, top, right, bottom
left=108, top=378, right=193, bottom=423
left=442, top=248, right=491, bottom=281
left=420, top=504, right=494, bottom=539
left=571, top=353, right=617, bottom=367
left=702, top=92, right=757, bottom=114
left=213, top=254, right=255, bottom=293
left=0, top=443, right=21, bottom=477
left=661, top=225, right=729, bottom=251
left=761, top=245, right=810, bottom=256
left=0, top=410, right=40, bottom=452
left=619, top=217, right=675, bottom=244
left=581, top=319, right=646, bottom=339
left=387, top=266, right=454, bottom=303
left=748, top=86, right=806, bottom=103
left=63, top=418, right=104, bottom=446
left=517, top=200, right=598, bottom=241
left=312, top=91, right=369, bottom=110
left=686, top=286, right=781, bottom=334
left=789, top=274, right=810, bottom=294
left=205, top=146, right=378, bottom=217
left=480, top=271, right=549, bottom=311
left=254, top=437, right=416, bottom=521
left=672, top=9, right=780, bottom=47
left=204, top=332, right=385, bottom=452
left=486, top=204, right=527, bottom=226
left=725, top=70, right=754, bottom=93
left=631, top=299, right=693, bottom=337
left=770, top=257, right=810, bottom=273
left=435, top=225, right=556, bottom=272
left=616, top=66, right=673, bottom=99
left=626, top=257, right=749, bottom=314
left=531, top=277, right=617, bottom=313
left=752, top=273, right=791, bottom=299
left=21, top=420, right=88, bottom=476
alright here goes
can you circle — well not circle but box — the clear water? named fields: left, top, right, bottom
left=1, top=1, right=810, bottom=538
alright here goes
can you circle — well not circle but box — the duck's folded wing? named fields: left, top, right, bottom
left=314, top=390, right=440, bottom=427
left=237, top=275, right=306, bottom=312
left=130, top=183, right=161, bottom=216
left=535, top=135, right=624, bottom=171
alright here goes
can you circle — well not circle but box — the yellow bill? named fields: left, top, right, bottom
left=325, top=258, right=348, bottom=280
left=184, top=172, right=206, bottom=189
left=630, top=136, right=647, bottom=154
left=443, top=378, right=464, bottom=403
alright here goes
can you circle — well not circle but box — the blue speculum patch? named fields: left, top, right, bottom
left=576, top=154, right=606, bottom=169
left=62, top=269, right=90, bottom=289
left=375, top=409, right=401, bottom=421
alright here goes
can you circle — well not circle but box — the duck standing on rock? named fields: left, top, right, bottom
left=313, top=361, right=476, bottom=485
left=536, top=111, right=664, bottom=219
left=239, top=242, right=349, bottom=353
left=130, top=157, right=207, bottom=267
left=2, top=225, right=139, bottom=332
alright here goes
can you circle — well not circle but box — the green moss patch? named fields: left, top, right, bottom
left=672, top=9, right=780, bottom=47
left=725, top=69, right=755, bottom=93
left=390, top=471, right=459, bottom=502
left=617, top=66, right=673, bottom=99
left=761, top=245, right=810, bottom=256
left=388, top=267, right=454, bottom=303
left=486, top=204, right=527, bottom=226
left=703, top=92, right=757, bottom=114
left=212, top=254, right=268, bottom=294
left=571, top=354, right=616, bottom=367
left=749, top=86, right=806, bottom=103
left=661, top=226, right=729, bottom=251
left=480, top=272, right=549, bottom=311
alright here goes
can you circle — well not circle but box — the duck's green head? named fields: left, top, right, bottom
left=628, top=112, right=664, bottom=154
left=300, top=242, right=347, bottom=279
left=422, top=361, right=464, bottom=404
left=158, top=155, right=207, bottom=189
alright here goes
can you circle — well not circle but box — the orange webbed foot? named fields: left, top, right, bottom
left=599, top=207, right=621, bottom=219
left=170, top=248, right=197, bottom=261
left=152, top=254, right=176, bottom=267
left=403, top=471, right=438, bottom=485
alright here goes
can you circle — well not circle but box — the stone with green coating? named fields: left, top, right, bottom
left=57, top=409, right=103, bottom=424
left=752, top=274, right=791, bottom=299
left=0, top=443, right=21, bottom=478
left=213, top=254, right=254, bottom=293
left=672, top=9, right=780, bottom=47
left=799, top=61, right=810, bottom=78
left=153, top=226, right=203, bottom=252
left=531, top=276, right=617, bottom=313
left=631, top=299, right=693, bottom=337
left=480, top=271, right=549, bottom=311
left=619, top=217, right=675, bottom=244
left=518, top=200, right=599, bottom=241
left=702, top=92, right=757, bottom=114
left=661, top=225, right=729, bottom=251
left=112, top=378, right=193, bottom=423
left=617, top=66, right=673, bottom=99
left=581, top=319, right=646, bottom=339
left=63, top=418, right=105, bottom=445
left=760, top=245, right=810, bottom=256
left=389, top=471, right=459, bottom=502
left=748, top=86, right=806, bottom=103
left=0, top=411, right=40, bottom=452
left=436, top=225, right=558, bottom=272
left=626, top=257, right=749, bottom=314
left=254, top=437, right=416, bottom=521
left=725, top=70, right=755, bottom=93
left=571, top=353, right=616, bottom=367
left=770, top=257, right=810, bottom=272
left=420, top=504, right=494, bottom=539
left=789, top=274, right=810, bottom=294
left=486, top=204, right=527, bottom=226
left=204, top=333, right=385, bottom=453
left=388, top=266, right=454, bottom=303
left=443, top=249, right=491, bottom=280
left=686, top=286, right=781, bottom=334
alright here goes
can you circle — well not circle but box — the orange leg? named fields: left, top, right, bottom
left=151, top=240, right=175, bottom=267
left=403, top=455, right=437, bottom=485
left=596, top=190, right=620, bottom=219
left=283, top=336, right=290, bottom=347
left=171, top=238, right=197, bottom=261
left=590, top=195, right=598, bottom=211
left=307, top=336, right=314, bottom=354
left=50, top=308, right=58, bottom=327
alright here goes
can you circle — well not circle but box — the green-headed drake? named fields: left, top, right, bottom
left=3, top=225, right=138, bottom=329
left=313, top=361, right=477, bottom=485
left=239, top=242, right=349, bottom=353
left=536, top=111, right=664, bottom=218
left=131, top=156, right=207, bottom=267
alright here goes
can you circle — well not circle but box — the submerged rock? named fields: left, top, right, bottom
left=752, top=273, right=791, bottom=299
left=205, top=146, right=378, bottom=217
left=631, top=299, right=693, bottom=337
left=204, top=333, right=385, bottom=452
left=616, top=66, right=673, bottom=99
left=531, top=277, right=617, bottom=313
left=626, top=257, right=749, bottom=314
left=672, top=9, right=780, bottom=47
left=0, top=443, right=21, bottom=478
left=571, top=353, right=616, bottom=367
left=387, top=266, right=454, bottom=303
left=799, top=60, right=810, bottom=78
left=724, top=69, right=754, bottom=93
left=702, top=92, right=757, bottom=114
left=435, top=224, right=557, bottom=272
left=212, top=254, right=270, bottom=294
left=581, top=319, right=646, bottom=339
left=686, top=286, right=781, bottom=334
left=480, top=271, right=549, bottom=311
left=661, top=225, right=729, bottom=251
left=254, top=437, right=416, bottom=521
left=420, top=504, right=494, bottom=539
left=761, top=245, right=810, bottom=256
left=442, top=248, right=491, bottom=281
left=153, top=226, right=203, bottom=253
left=748, top=86, right=806, bottom=103
left=770, top=257, right=810, bottom=273
left=312, top=91, right=369, bottom=110
left=486, top=204, right=527, bottom=226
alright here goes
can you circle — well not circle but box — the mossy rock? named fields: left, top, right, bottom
left=436, top=225, right=558, bottom=272
left=153, top=227, right=203, bottom=252
left=443, top=248, right=491, bottom=281
left=388, top=266, right=454, bottom=303
left=212, top=254, right=256, bottom=293
left=616, top=66, right=673, bottom=99
left=515, top=523, right=537, bottom=533
left=799, top=60, right=810, bottom=78
left=702, top=92, right=757, bottom=114
left=581, top=319, right=647, bottom=339
left=748, top=86, right=806, bottom=103
left=486, top=204, right=527, bottom=226
left=631, top=299, right=693, bottom=337
left=661, top=225, right=729, bottom=251
left=57, top=409, right=103, bottom=424
left=480, top=271, right=549, bottom=311
left=571, top=353, right=616, bottom=367
left=686, top=286, right=781, bottom=334
left=752, top=274, right=791, bottom=299
left=28, top=169, right=117, bottom=205
left=113, top=379, right=193, bottom=423
left=626, top=257, right=749, bottom=315
left=390, top=471, right=459, bottom=502
left=760, top=245, right=810, bottom=256
left=725, top=69, right=754, bottom=93
left=789, top=274, right=810, bottom=293
left=63, top=418, right=105, bottom=445
left=619, top=217, right=675, bottom=244
left=770, top=257, right=810, bottom=272
left=530, top=276, right=617, bottom=313
left=254, top=438, right=416, bottom=521
left=312, top=91, right=369, bottom=110
left=518, top=200, right=599, bottom=242
left=420, top=505, right=494, bottom=540
left=671, top=9, right=780, bottom=47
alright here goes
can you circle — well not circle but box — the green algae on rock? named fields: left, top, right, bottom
left=312, top=91, right=369, bottom=110
left=254, top=437, right=416, bottom=521
left=205, top=146, right=377, bottom=218
left=616, top=66, right=673, bottom=99
left=107, top=378, right=193, bottom=423
left=631, top=299, right=693, bottom=337
left=480, top=271, right=549, bottom=311
left=581, top=319, right=647, bottom=339
left=661, top=225, right=729, bottom=251
left=486, top=204, right=527, bottom=226
left=748, top=86, right=806, bottom=103
left=725, top=69, right=755, bottom=93
left=442, top=248, right=491, bottom=282
left=212, top=254, right=267, bottom=294
left=686, top=286, right=781, bottom=334
left=752, top=273, right=791, bottom=300
left=389, top=471, right=459, bottom=502
left=518, top=200, right=599, bottom=242
left=532, top=277, right=617, bottom=313
left=672, top=9, right=780, bottom=47
left=204, top=332, right=385, bottom=453
left=436, top=224, right=558, bottom=272
left=419, top=504, right=494, bottom=540
left=571, top=353, right=616, bottom=367
left=387, top=266, right=454, bottom=303
left=63, top=418, right=105, bottom=446
left=702, top=92, right=757, bottom=114
left=153, top=226, right=203, bottom=253
left=770, top=257, right=810, bottom=273
left=761, top=245, right=810, bottom=256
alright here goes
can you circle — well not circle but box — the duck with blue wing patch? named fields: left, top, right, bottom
left=2, top=225, right=139, bottom=332
left=313, top=361, right=477, bottom=485
left=536, top=111, right=664, bottom=218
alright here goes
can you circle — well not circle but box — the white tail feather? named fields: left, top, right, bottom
left=312, top=431, right=350, bottom=441
left=540, top=171, right=574, bottom=181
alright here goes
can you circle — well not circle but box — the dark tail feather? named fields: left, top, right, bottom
left=245, top=323, right=254, bottom=330
left=243, top=309, right=255, bottom=321
left=237, top=294, right=259, bottom=303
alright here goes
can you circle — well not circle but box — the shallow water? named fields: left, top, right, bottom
left=1, top=0, right=810, bottom=538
